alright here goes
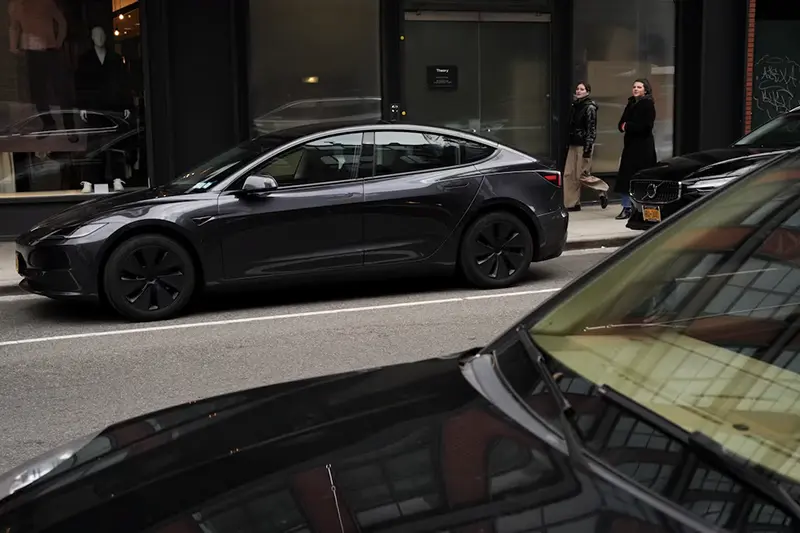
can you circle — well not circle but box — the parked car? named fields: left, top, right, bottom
left=14, top=121, right=567, bottom=321
left=0, top=109, right=134, bottom=155
left=627, top=105, right=800, bottom=230
left=4, top=148, right=800, bottom=533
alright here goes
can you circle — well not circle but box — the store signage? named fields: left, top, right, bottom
left=427, top=65, right=458, bottom=90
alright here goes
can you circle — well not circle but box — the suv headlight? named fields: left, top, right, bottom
left=686, top=176, right=734, bottom=193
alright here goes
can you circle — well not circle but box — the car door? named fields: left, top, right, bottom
left=361, top=130, right=493, bottom=266
left=215, top=132, right=365, bottom=280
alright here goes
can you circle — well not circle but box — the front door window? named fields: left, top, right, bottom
left=254, top=133, right=364, bottom=187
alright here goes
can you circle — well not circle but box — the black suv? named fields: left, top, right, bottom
left=627, top=106, right=800, bottom=230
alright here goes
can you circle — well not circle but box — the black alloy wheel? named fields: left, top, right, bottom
left=103, top=233, right=196, bottom=321
left=459, top=211, right=534, bottom=289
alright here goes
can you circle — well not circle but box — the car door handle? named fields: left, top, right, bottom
left=442, top=182, right=469, bottom=190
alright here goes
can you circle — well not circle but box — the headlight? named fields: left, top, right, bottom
left=686, top=176, right=734, bottom=192
left=66, top=223, right=106, bottom=239
left=0, top=432, right=97, bottom=500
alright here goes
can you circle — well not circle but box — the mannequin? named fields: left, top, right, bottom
left=75, top=26, right=132, bottom=123
left=8, top=0, right=76, bottom=139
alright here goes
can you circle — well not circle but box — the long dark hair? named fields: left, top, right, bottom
left=634, top=78, right=653, bottom=99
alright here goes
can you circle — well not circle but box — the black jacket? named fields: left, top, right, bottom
left=75, top=49, right=133, bottom=112
left=568, top=95, right=597, bottom=157
left=614, top=94, right=657, bottom=194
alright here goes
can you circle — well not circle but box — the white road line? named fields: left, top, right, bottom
left=0, top=287, right=561, bottom=348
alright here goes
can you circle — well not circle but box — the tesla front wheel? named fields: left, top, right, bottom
left=103, top=233, right=196, bottom=321
left=459, top=211, right=534, bottom=289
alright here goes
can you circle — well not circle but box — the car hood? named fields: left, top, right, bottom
left=635, top=146, right=782, bottom=181
left=17, top=188, right=201, bottom=245
left=0, top=348, right=483, bottom=525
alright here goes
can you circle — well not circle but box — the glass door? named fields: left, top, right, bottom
left=401, top=11, right=552, bottom=158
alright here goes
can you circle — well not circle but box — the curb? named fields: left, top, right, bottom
left=564, top=235, right=637, bottom=251
left=0, top=281, right=22, bottom=297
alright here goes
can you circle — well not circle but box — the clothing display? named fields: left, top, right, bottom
left=25, top=49, right=75, bottom=130
left=9, top=0, right=74, bottom=132
left=75, top=30, right=133, bottom=115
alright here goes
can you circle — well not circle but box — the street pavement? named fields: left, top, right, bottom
left=0, top=247, right=614, bottom=474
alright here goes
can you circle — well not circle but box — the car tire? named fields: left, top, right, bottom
left=103, top=233, right=196, bottom=322
left=459, top=211, right=534, bottom=289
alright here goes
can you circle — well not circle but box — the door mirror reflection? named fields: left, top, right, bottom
left=241, top=174, right=278, bottom=193
left=236, top=175, right=278, bottom=196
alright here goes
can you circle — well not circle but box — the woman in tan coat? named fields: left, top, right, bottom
left=563, top=82, right=608, bottom=211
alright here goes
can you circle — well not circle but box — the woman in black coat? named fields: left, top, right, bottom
left=615, top=78, right=657, bottom=220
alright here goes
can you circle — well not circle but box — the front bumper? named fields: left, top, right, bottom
left=15, top=238, right=104, bottom=301
left=626, top=195, right=699, bottom=232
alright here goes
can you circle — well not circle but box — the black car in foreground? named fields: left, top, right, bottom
left=15, top=122, right=567, bottom=321
left=627, top=105, right=800, bottom=230
left=4, top=151, right=800, bottom=532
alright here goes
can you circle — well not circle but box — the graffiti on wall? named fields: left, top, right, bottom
left=754, top=54, right=800, bottom=119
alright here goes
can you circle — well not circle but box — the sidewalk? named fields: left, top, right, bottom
left=566, top=206, right=640, bottom=250
left=0, top=208, right=639, bottom=296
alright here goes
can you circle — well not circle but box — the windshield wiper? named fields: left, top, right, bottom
left=598, top=385, right=800, bottom=523
left=516, top=326, right=590, bottom=471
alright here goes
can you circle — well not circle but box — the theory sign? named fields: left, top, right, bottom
left=427, top=65, right=458, bottom=90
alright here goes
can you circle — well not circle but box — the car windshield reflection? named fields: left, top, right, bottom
left=735, top=112, right=800, bottom=148
left=522, top=149, right=800, bottom=491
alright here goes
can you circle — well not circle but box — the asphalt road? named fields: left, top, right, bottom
left=0, top=249, right=613, bottom=474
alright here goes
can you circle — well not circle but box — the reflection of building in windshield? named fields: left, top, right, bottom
left=129, top=376, right=792, bottom=533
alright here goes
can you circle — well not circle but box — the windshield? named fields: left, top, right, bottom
left=527, top=149, right=800, bottom=490
left=735, top=113, right=800, bottom=147
left=162, top=137, right=286, bottom=194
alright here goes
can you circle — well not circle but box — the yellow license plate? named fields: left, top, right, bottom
left=643, top=206, right=662, bottom=223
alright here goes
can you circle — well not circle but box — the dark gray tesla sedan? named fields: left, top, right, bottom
left=14, top=122, right=568, bottom=321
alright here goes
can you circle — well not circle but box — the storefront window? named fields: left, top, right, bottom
left=0, top=0, right=146, bottom=198
left=248, top=0, right=381, bottom=136
left=573, top=0, right=675, bottom=173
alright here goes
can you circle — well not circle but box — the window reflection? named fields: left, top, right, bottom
left=193, top=488, right=310, bottom=533
left=572, top=0, right=675, bottom=172
left=335, top=428, right=441, bottom=527
left=248, top=0, right=380, bottom=135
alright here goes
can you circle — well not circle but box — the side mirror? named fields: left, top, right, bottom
left=234, top=175, right=278, bottom=197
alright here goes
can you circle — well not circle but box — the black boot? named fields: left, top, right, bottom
left=615, top=207, right=631, bottom=220
left=599, top=193, right=608, bottom=209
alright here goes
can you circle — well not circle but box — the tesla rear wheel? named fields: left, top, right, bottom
left=103, top=234, right=196, bottom=322
left=459, top=211, right=534, bottom=289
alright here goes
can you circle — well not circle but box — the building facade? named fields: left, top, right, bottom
left=0, top=0, right=767, bottom=239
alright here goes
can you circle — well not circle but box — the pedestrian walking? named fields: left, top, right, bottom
left=564, top=82, right=608, bottom=212
left=615, top=78, right=657, bottom=220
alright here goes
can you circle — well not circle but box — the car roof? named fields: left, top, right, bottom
left=244, top=121, right=503, bottom=152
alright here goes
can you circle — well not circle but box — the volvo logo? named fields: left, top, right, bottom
left=645, top=182, right=662, bottom=199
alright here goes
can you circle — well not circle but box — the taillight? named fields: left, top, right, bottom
left=540, top=171, right=562, bottom=188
